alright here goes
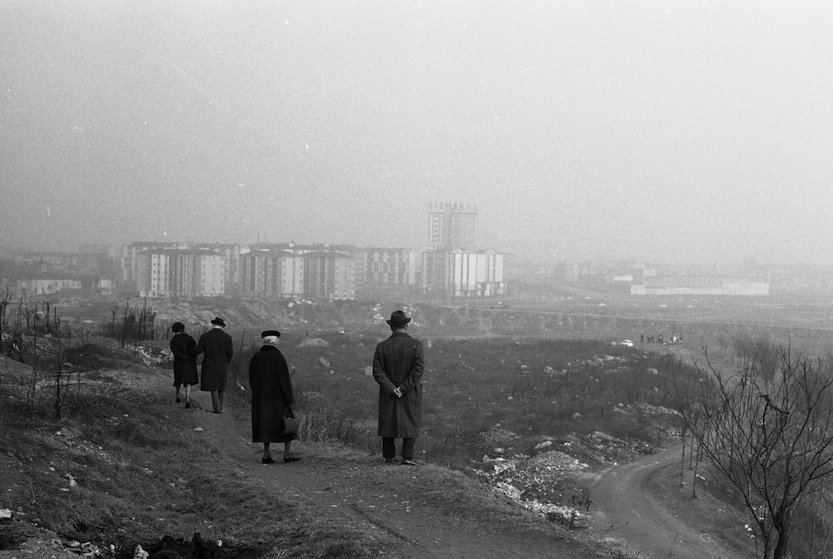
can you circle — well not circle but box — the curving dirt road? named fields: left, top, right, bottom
left=591, top=445, right=754, bottom=559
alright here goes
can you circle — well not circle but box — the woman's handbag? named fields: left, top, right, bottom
left=283, top=408, right=300, bottom=437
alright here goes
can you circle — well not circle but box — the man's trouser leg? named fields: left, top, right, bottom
left=382, top=437, right=396, bottom=459
left=402, top=438, right=416, bottom=461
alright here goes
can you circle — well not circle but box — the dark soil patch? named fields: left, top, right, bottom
left=117, top=533, right=262, bottom=559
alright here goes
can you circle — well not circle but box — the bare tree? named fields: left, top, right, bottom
left=673, top=348, right=833, bottom=559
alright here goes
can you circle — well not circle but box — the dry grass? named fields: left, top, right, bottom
left=0, top=346, right=390, bottom=559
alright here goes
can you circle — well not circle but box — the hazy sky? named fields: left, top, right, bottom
left=2, top=1, right=832, bottom=266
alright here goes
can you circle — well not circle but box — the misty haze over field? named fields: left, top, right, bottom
left=1, top=2, right=831, bottom=266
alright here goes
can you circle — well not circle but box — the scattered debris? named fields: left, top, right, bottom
left=65, top=473, right=79, bottom=489
left=66, top=540, right=100, bottom=558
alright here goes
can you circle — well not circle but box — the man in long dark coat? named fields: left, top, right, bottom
left=249, top=330, right=299, bottom=464
left=170, top=322, right=198, bottom=408
left=373, top=310, right=424, bottom=465
left=191, top=317, right=234, bottom=413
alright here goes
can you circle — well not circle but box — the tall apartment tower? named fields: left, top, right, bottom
left=427, top=202, right=477, bottom=250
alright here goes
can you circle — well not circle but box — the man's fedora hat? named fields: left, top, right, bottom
left=386, top=310, right=411, bottom=327
left=210, top=317, right=226, bottom=327
left=261, top=330, right=281, bottom=338
left=171, top=322, right=185, bottom=333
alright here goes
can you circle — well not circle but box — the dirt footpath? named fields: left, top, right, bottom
left=190, top=397, right=595, bottom=559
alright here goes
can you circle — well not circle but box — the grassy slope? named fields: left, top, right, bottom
left=0, top=349, right=390, bottom=558
left=0, top=346, right=628, bottom=559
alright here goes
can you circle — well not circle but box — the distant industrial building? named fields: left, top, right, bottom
left=15, top=278, right=82, bottom=296
left=631, top=276, right=770, bottom=296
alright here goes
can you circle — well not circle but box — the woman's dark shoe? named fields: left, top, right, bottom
left=284, top=456, right=301, bottom=463
left=185, top=401, right=191, bottom=409
left=262, top=456, right=274, bottom=464
left=176, top=397, right=181, bottom=403
left=384, top=458, right=393, bottom=464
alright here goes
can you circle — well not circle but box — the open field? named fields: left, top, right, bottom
left=0, top=341, right=630, bottom=559
left=3, top=292, right=833, bottom=558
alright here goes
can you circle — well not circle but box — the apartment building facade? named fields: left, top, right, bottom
left=136, top=248, right=225, bottom=297
left=303, top=251, right=356, bottom=301
left=422, top=249, right=505, bottom=298
left=240, top=248, right=304, bottom=298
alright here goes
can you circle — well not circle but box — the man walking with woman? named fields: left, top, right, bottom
left=191, top=317, right=234, bottom=414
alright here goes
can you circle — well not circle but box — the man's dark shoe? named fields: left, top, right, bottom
left=384, top=458, right=393, bottom=464
left=284, top=456, right=301, bottom=463
left=401, top=459, right=418, bottom=466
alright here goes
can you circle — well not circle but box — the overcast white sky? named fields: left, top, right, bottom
left=1, top=1, right=832, bottom=266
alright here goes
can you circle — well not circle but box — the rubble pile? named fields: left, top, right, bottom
left=476, top=448, right=592, bottom=529
left=478, top=424, right=520, bottom=445
left=474, top=425, right=665, bottom=530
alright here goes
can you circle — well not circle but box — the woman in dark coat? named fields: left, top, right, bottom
left=170, top=322, right=198, bottom=408
left=249, top=330, right=300, bottom=464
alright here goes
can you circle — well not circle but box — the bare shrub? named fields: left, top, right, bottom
left=100, top=299, right=160, bottom=348
left=672, top=348, right=833, bottom=559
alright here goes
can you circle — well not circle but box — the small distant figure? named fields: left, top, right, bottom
left=170, top=322, right=198, bottom=408
left=373, top=310, right=425, bottom=466
left=640, top=334, right=644, bottom=344
left=658, top=334, right=664, bottom=344
left=249, top=330, right=300, bottom=464
left=191, top=317, right=234, bottom=414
